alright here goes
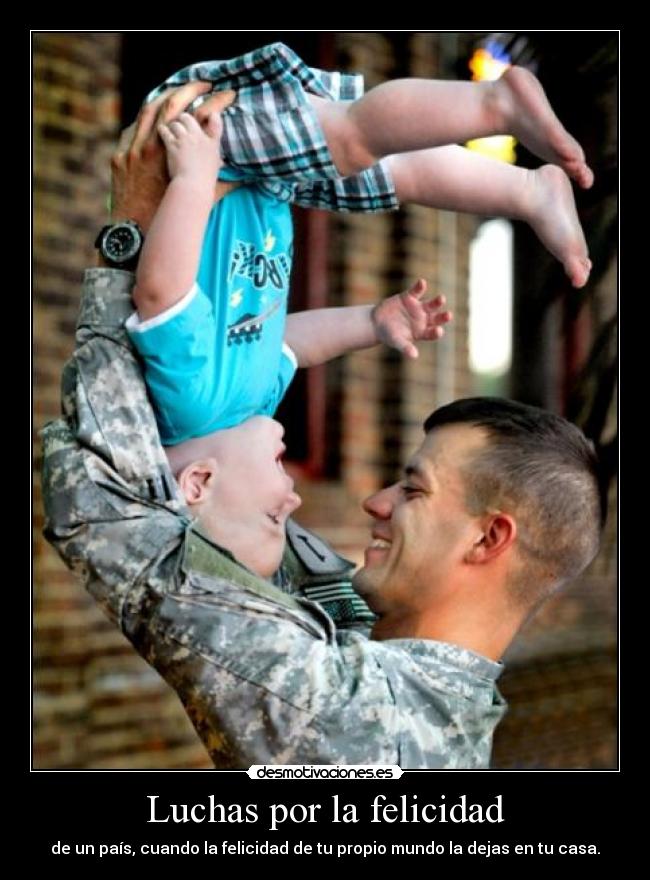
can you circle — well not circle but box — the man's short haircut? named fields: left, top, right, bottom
left=424, top=398, right=607, bottom=605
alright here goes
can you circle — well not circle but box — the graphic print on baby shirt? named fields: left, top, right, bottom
left=227, top=229, right=291, bottom=347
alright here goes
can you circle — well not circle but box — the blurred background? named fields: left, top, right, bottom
left=33, top=31, right=618, bottom=769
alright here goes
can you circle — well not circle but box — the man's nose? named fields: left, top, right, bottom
left=362, top=486, right=395, bottom=520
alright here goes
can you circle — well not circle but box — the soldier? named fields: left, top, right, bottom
left=41, top=102, right=605, bottom=769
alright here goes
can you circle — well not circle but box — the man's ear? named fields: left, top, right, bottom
left=464, top=512, right=517, bottom=564
left=177, top=458, right=218, bottom=506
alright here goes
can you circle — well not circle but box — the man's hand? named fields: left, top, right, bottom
left=190, top=89, right=237, bottom=129
left=371, top=279, right=452, bottom=359
left=110, top=82, right=236, bottom=231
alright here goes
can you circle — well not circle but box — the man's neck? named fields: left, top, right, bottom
left=371, top=596, right=524, bottom=661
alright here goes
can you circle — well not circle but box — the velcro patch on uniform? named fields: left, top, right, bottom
left=285, top=519, right=354, bottom=576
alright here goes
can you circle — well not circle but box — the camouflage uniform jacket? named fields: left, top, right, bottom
left=41, top=269, right=507, bottom=769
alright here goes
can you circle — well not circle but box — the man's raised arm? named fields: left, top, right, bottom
left=41, top=88, right=211, bottom=623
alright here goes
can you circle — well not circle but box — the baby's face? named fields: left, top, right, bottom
left=201, top=416, right=301, bottom=577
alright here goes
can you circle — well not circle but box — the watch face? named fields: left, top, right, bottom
left=103, top=224, right=140, bottom=263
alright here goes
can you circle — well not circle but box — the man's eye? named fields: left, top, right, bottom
left=402, top=485, right=420, bottom=497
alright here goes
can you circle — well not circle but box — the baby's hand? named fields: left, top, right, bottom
left=371, top=279, right=452, bottom=359
left=157, top=111, right=223, bottom=184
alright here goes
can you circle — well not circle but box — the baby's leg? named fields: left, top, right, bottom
left=308, top=69, right=592, bottom=189
left=388, top=146, right=591, bottom=288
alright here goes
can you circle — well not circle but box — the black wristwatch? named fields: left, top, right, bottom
left=95, top=220, right=144, bottom=270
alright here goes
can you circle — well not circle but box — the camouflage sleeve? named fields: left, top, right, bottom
left=130, top=530, right=401, bottom=767
left=132, top=531, right=503, bottom=769
left=41, top=269, right=189, bottom=625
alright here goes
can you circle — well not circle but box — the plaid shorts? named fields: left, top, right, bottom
left=146, top=42, right=399, bottom=213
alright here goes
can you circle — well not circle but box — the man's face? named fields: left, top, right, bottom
left=202, top=416, right=301, bottom=577
left=353, top=424, right=487, bottom=616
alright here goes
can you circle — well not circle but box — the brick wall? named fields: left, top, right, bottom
left=33, top=33, right=211, bottom=769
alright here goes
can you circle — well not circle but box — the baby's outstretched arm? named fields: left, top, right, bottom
left=134, top=112, right=222, bottom=320
left=285, top=279, right=452, bottom=368
left=371, top=279, right=452, bottom=360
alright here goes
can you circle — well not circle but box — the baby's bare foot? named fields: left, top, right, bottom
left=524, top=164, right=591, bottom=288
left=492, top=67, right=594, bottom=190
